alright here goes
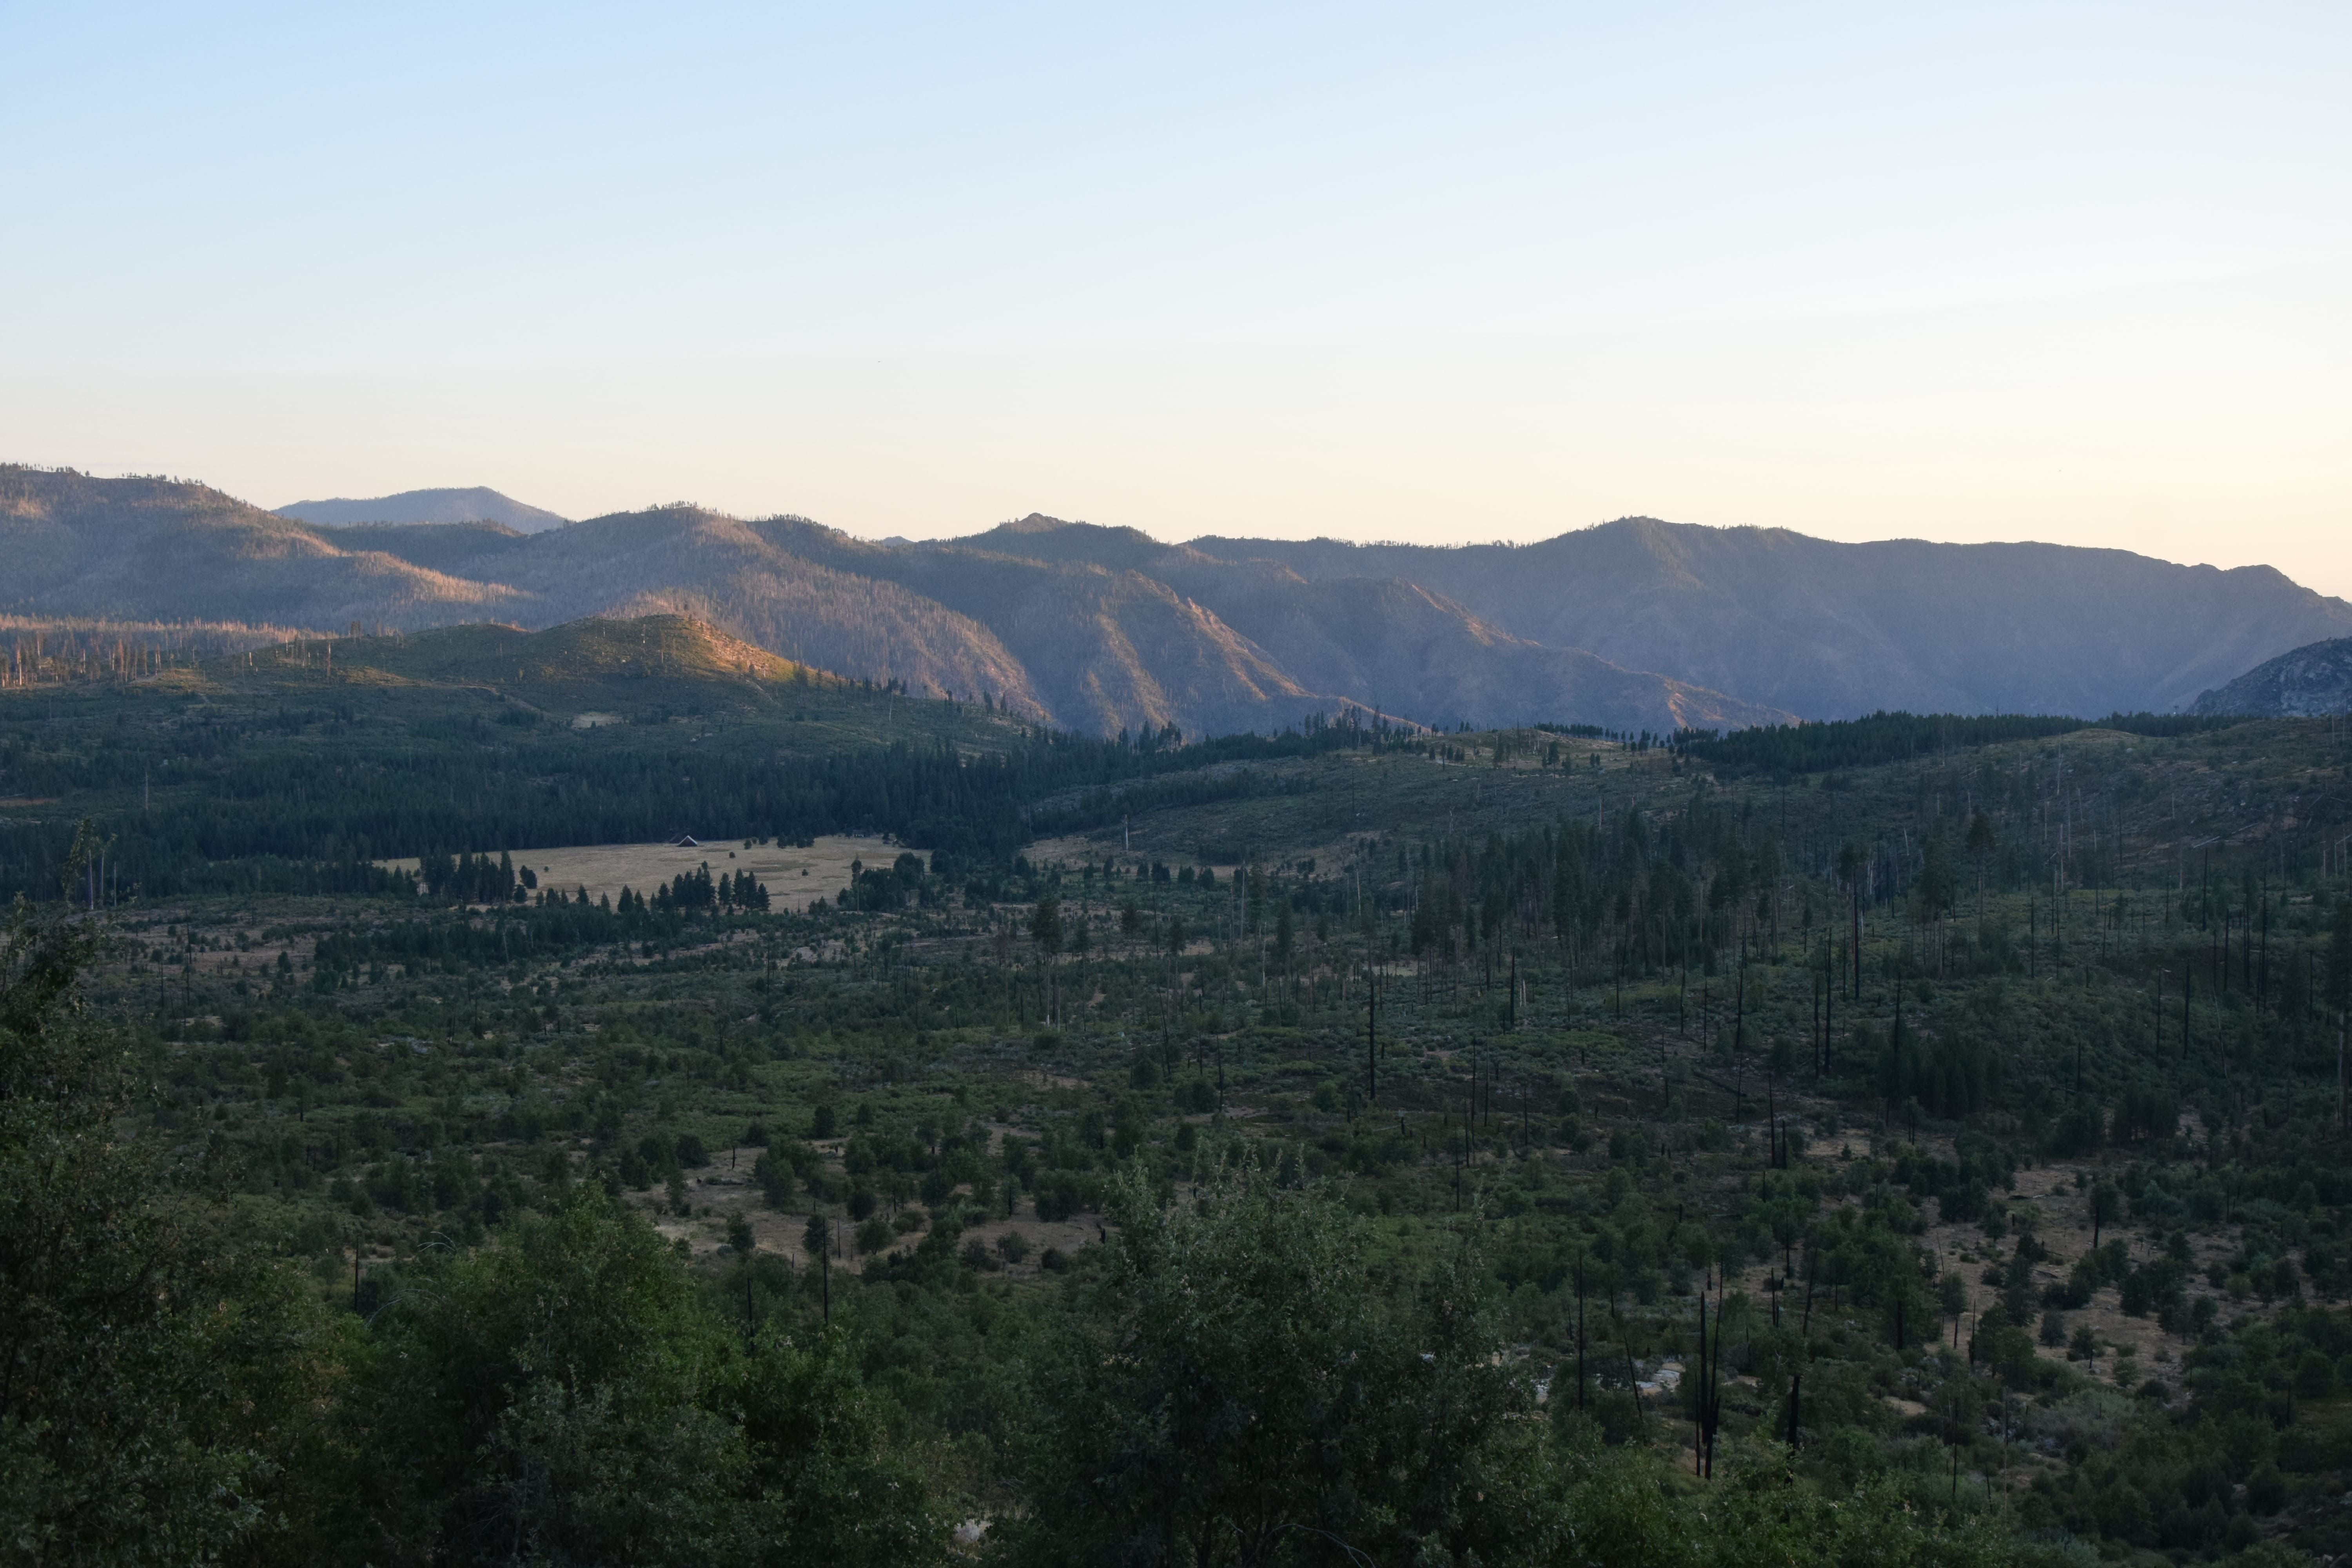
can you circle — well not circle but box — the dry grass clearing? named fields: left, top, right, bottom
left=641, top=1139, right=1104, bottom=1281
left=1720, top=1129, right=2236, bottom=1402
left=380, top=833, right=904, bottom=914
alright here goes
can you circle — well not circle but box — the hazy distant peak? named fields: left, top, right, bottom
left=962, top=514, right=1172, bottom=570
left=276, top=486, right=570, bottom=532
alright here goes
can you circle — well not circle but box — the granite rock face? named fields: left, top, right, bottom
left=2192, top=637, right=2352, bottom=717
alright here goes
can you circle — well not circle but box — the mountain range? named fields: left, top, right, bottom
left=7, top=464, right=2347, bottom=739
left=274, top=486, right=570, bottom=532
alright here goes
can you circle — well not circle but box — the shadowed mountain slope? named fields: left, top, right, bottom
left=0, top=466, right=525, bottom=628
left=1138, top=554, right=1786, bottom=734
left=274, top=485, right=571, bottom=532
left=15, top=469, right=2335, bottom=737
left=0, top=477, right=1050, bottom=720
left=2192, top=638, right=2352, bottom=717
left=460, top=506, right=1054, bottom=722
left=1179, top=519, right=2352, bottom=719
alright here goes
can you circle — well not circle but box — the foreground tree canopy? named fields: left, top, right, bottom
left=4, top=879, right=2030, bottom=1567
left=6, top=688, right=2352, bottom=1567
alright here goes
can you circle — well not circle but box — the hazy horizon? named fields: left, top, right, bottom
left=4, top=4, right=2346, bottom=594
left=15, top=462, right=2343, bottom=604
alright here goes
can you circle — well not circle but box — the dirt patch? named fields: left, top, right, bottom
left=380, top=833, right=904, bottom=914
left=640, top=1160, right=1103, bottom=1280
left=1022, top=832, right=1258, bottom=881
left=1894, top=1152, right=2235, bottom=1391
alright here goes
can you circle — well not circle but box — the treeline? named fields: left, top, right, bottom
left=307, top=889, right=797, bottom=982
left=1393, top=789, right=1802, bottom=982
left=417, top=849, right=527, bottom=904
left=0, top=686, right=1424, bottom=902
left=417, top=851, right=773, bottom=915
left=0, top=721, right=1065, bottom=898
left=652, top=863, right=770, bottom=912
left=1680, top=709, right=2249, bottom=777
left=0, top=615, right=301, bottom=688
left=1535, top=721, right=1663, bottom=743
left=312, top=907, right=616, bottom=980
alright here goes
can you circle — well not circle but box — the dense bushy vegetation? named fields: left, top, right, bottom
left=8, top=667, right=2352, bottom=1564
left=1681, top=709, right=2250, bottom=777
left=0, top=670, right=1417, bottom=904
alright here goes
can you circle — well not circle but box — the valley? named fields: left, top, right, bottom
left=16, top=7, right=2339, bottom=1562
left=6, top=620, right=2352, bottom=1563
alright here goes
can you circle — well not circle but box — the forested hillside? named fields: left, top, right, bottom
left=1184, top=519, right=2352, bottom=719
left=2195, top=639, right=2352, bottom=719
left=0, top=614, right=1377, bottom=903
left=8, top=636, right=2352, bottom=1563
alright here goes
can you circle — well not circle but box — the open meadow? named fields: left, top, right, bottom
left=380, top=833, right=904, bottom=915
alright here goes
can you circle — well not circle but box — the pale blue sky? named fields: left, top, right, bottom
left=4, top=3, right=2348, bottom=593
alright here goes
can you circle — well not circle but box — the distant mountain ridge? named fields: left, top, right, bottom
left=2191, top=637, right=2352, bottom=717
left=275, top=486, right=570, bottom=532
left=1175, top=522, right=2352, bottom=720
left=7, top=464, right=2345, bottom=739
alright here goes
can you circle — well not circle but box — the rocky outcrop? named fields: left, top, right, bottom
left=2191, top=638, right=2352, bottom=717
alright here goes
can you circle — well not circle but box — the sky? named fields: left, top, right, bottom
left=3, top=3, right=2348, bottom=594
